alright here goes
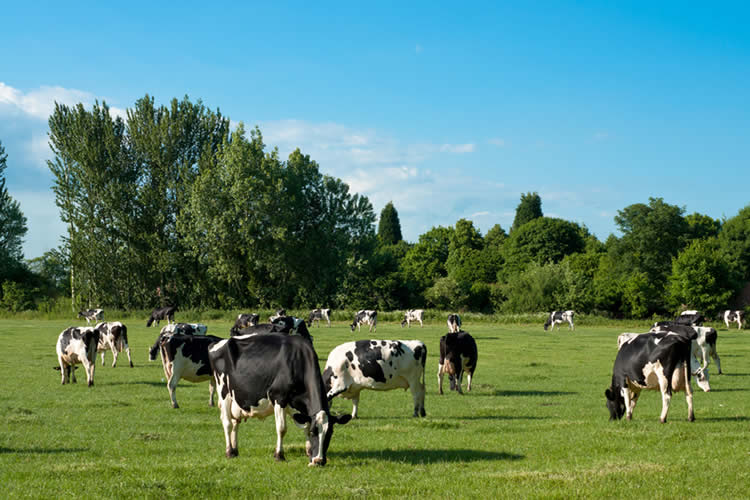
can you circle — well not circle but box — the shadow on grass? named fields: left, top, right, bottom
left=0, top=447, right=88, bottom=454
left=488, top=390, right=577, bottom=397
left=338, top=448, right=524, bottom=464
left=709, top=388, right=749, bottom=392
left=717, top=373, right=750, bottom=377
left=699, top=416, right=750, bottom=422
left=106, top=380, right=165, bottom=387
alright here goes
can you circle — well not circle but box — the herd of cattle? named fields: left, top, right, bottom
left=54, top=306, right=745, bottom=465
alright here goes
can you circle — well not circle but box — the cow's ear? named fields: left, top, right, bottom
left=332, top=414, right=352, bottom=425
left=293, top=413, right=311, bottom=425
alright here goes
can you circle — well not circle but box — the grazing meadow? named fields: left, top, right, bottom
left=2, top=317, right=749, bottom=498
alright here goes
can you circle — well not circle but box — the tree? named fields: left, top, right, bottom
left=718, top=204, right=750, bottom=284
left=502, top=217, right=586, bottom=278
left=511, top=192, right=542, bottom=232
left=686, top=213, right=721, bottom=241
left=377, top=201, right=403, bottom=245
left=0, top=140, right=28, bottom=281
left=401, top=226, right=454, bottom=292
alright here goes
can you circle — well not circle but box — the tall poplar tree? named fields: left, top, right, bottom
left=0, top=140, right=28, bottom=281
left=511, top=192, right=543, bottom=232
left=378, top=201, right=403, bottom=244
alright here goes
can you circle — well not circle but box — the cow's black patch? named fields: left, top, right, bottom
left=381, top=341, right=386, bottom=346
left=59, top=328, right=74, bottom=353
left=413, top=344, right=424, bottom=361
left=345, top=351, right=354, bottom=362
left=389, top=342, right=405, bottom=357
left=322, top=366, right=334, bottom=392
left=353, top=340, right=386, bottom=383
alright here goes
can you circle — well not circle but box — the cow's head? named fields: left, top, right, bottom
left=293, top=411, right=352, bottom=466
left=543, top=317, right=552, bottom=331
left=605, top=387, right=626, bottom=420
left=400, top=313, right=408, bottom=328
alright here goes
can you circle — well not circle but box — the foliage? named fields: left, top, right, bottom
left=511, top=191, right=542, bottom=232
left=502, top=217, right=586, bottom=278
left=377, top=201, right=403, bottom=245
left=0, top=140, right=28, bottom=279
left=718, top=204, right=750, bottom=284
left=401, top=226, right=453, bottom=293
left=0, top=281, right=34, bottom=312
left=424, top=277, right=468, bottom=310
left=686, top=212, right=721, bottom=241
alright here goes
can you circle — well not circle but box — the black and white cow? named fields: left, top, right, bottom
left=94, top=321, right=133, bottom=368
left=723, top=310, right=745, bottom=330
left=606, top=327, right=695, bottom=423
left=232, top=316, right=313, bottom=343
left=148, top=323, right=208, bottom=362
left=438, top=330, right=478, bottom=395
left=78, top=308, right=103, bottom=324
left=209, top=334, right=351, bottom=465
left=544, top=310, right=575, bottom=331
left=269, top=309, right=286, bottom=322
left=447, top=314, right=462, bottom=333
left=308, top=308, right=332, bottom=328
left=648, top=323, right=722, bottom=391
left=401, top=309, right=424, bottom=328
left=350, top=310, right=377, bottom=332
left=146, top=305, right=178, bottom=327
left=323, top=340, right=427, bottom=418
left=55, top=326, right=100, bottom=386
left=230, top=313, right=260, bottom=335
left=676, top=310, right=705, bottom=326
left=157, top=333, right=223, bottom=408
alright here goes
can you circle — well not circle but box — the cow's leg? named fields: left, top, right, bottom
left=124, top=345, right=134, bottom=368
left=657, top=372, right=672, bottom=423
left=100, top=351, right=106, bottom=366
left=351, top=393, right=361, bottom=419
left=466, top=370, right=473, bottom=392
left=70, top=363, right=77, bottom=384
left=683, top=362, right=695, bottom=422
left=711, top=345, right=722, bottom=374
left=208, top=376, right=216, bottom=407
left=82, top=359, right=94, bottom=387
left=273, top=403, right=287, bottom=461
left=410, top=377, right=426, bottom=417
left=456, top=370, right=464, bottom=395
left=167, top=373, right=180, bottom=408
left=622, top=386, right=633, bottom=420
left=437, top=363, right=445, bottom=395
left=219, top=396, right=239, bottom=458
left=59, top=359, right=67, bottom=384
left=110, top=345, right=119, bottom=368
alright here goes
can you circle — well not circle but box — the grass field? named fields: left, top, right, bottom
left=2, top=318, right=749, bottom=499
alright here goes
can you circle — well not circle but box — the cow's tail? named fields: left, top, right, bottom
left=419, top=344, right=427, bottom=388
left=121, top=325, right=129, bottom=350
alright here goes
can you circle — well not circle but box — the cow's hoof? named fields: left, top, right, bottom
left=172, top=403, right=179, bottom=409
left=659, top=418, right=667, bottom=424
left=274, top=451, right=286, bottom=462
left=306, top=443, right=312, bottom=457
left=688, top=415, right=695, bottom=422
left=87, top=381, right=94, bottom=387
left=420, top=408, right=426, bottom=417
left=129, top=362, right=134, bottom=368
left=226, top=448, right=238, bottom=458
left=310, top=457, right=325, bottom=467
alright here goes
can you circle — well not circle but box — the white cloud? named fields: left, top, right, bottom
left=0, top=82, right=94, bottom=121
left=471, top=211, right=490, bottom=217
left=439, top=143, right=476, bottom=153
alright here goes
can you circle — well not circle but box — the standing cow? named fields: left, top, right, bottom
left=544, top=310, right=575, bottom=331
left=230, top=313, right=260, bottom=335
left=723, top=310, right=745, bottom=330
left=95, top=321, right=133, bottom=368
left=209, top=334, right=351, bottom=465
left=157, top=333, right=223, bottom=408
left=350, top=310, right=377, bottom=332
left=649, top=323, right=722, bottom=390
left=438, top=330, right=478, bottom=395
left=606, top=328, right=695, bottom=423
left=323, top=340, right=427, bottom=418
left=55, top=326, right=100, bottom=386
left=232, top=316, right=313, bottom=344
left=78, top=308, right=103, bottom=324
left=309, top=308, right=332, bottom=328
left=149, top=323, right=208, bottom=362
left=401, top=309, right=424, bottom=328
left=146, top=306, right=178, bottom=327
left=447, top=314, right=461, bottom=333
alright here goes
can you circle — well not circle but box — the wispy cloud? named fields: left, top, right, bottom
left=439, top=143, right=475, bottom=153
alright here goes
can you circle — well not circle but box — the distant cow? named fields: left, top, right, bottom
left=438, top=330, right=478, bottom=395
left=649, top=323, right=722, bottom=391
left=723, top=310, right=745, bottom=330
left=149, top=323, right=208, bottom=362
left=230, top=313, right=259, bottom=335
left=95, top=321, right=133, bottom=368
left=308, top=308, right=332, bottom=328
left=676, top=310, right=704, bottom=326
left=269, top=309, right=286, bottom=322
left=447, top=314, right=461, bottom=333
left=209, top=334, right=352, bottom=464
left=55, top=326, right=100, bottom=386
left=401, top=309, right=424, bottom=328
left=157, top=333, right=223, bottom=408
left=146, top=306, right=177, bottom=327
left=544, top=310, right=575, bottom=331
left=606, top=328, right=695, bottom=423
left=232, top=316, right=313, bottom=344
left=323, top=339, right=427, bottom=418
left=77, top=308, right=103, bottom=324
left=350, top=310, right=377, bottom=332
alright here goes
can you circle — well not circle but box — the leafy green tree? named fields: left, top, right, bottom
left=511, top=192, right=542, bottom=232
left=718, top=204, right=750, bottom=284
left=686, top=213, right=721, bottom=241
left=668, top=238, right=734, bottom=315
left=377, top=201, right=403, bottom=245
left=0, top=140, right=28, bottom=281
left=498, top=261, right=565, bottom=313
left=621, top=271, right=660, bottom=318
left=502, top=217, right=586, bottom=278
left=401, top=226, right=454, bottom=293
left=424, top=277, right=468, bottom=310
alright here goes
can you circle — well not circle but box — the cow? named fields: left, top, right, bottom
left=401, top=309, right=424, bottom=328
left=438, top=330, right=478, bottom=395
left=148, top=323, right=208, bottom=362
left=230, top=313, right=260, bottom=335
left=544, top=310, right=575, bottom=331
left=723, top=310, right=745, bottom=330
left=208, top=333, right=352, bottom=465
left=447, top=314, right=461, bottom=333
left=232, top=316, right=313, bottom=344
left=323, top=340, right=427, bottom=418
left=675, top=310, right=704, bottom=326
left=308, top=308, right=332, bottom=328
left=269, top=309, right=286, bottom=322
left=156, top=333, right=223, bottom=408
left=350, top=310, right=377, bottom=332
left=648, top=323, right=722, bottom=391
left=94, top=321, right=133, bottom=368
left=146, top=305, right=178, bottom=327
left=605, top=327, right=696, bottom=423
left=55, top=326, right=100, bottom=386
left=78, top=308, right=103, bottom=324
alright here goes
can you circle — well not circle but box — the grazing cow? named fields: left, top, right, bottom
left=146, top=306, right=178, bottom=327
left=209, top=334, right=351, bottom=464
left=438, top=331, right=478, bottom=395
left=544, top=310, right=575, bottom=331
left=148, top=323, right=208, bottom=362
left=323, top=340, right=427, bottom=418
left=401, top=309, right=424, bottom=328
left=723, top=310, right=745, bottom=330
left=55, top=327, right=100, bottom=386
left=350, top=310, right=377, bottom=332
left=606, top=327, right=695, bottom=423
left=676, top=310, right=705, bottom=326
left=94, top=321, right=133, bottom=368
left=649, top=323, right=722, bottom=391
left=269, top=309, right=286, bottom=322
left=447, top=314, right=462, bottom=333
left=77, top=308, right=103, bottom=324
left=308, top=308, right=332, bottom=328
left=157, top=333, right=223, bottom=408
left=232, top=316, right=313, bottom=344
left=230, top=313, right=260, bottom=335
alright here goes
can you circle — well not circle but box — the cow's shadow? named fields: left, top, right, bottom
left=489, top=390, right=577, bottom=397
left=338, top=448, right=524, bottom=464
left=106, top=381, right=165, bottom=387
left=0, top=447, right=88, bottom=454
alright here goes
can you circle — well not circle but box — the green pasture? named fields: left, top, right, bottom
left=1, top=318, right=749, bottom=499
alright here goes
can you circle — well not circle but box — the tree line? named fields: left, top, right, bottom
left=1, top=94, right=749, bottom=317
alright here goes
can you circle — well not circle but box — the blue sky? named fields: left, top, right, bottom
left=2, top=2, right=749, bottom=258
